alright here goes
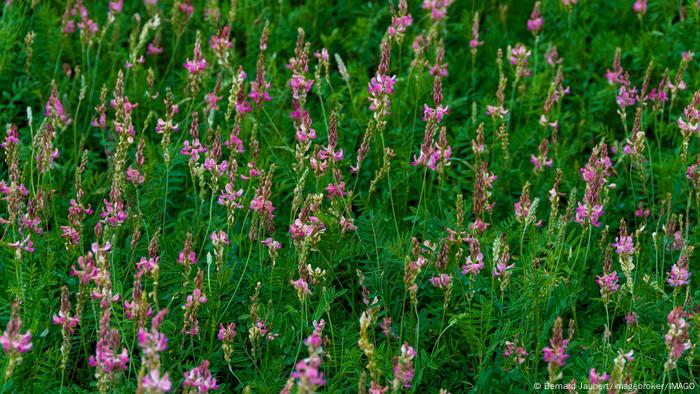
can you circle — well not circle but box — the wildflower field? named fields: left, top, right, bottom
left=0, top=0, right=699, bottom=392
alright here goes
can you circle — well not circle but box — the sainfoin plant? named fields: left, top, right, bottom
left=0, top=0, right=699, bottom=393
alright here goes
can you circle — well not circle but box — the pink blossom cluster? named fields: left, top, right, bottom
left=184, top=37, right=207, bottom=75
left=666, top=247, right=692, bottom=287
left=61, top=0, right=98, bottom=37
left=288, top=320, right=327, bottom=391
left=388, top=0, right=413, bottom=39
left=575, top=143, right=613, bottom=227
left=89, top=309, right=129, bottom=373
left=1, top=304, right=32, bottom=355
left=183, top=360, right=219, bottom=393
left=392, top=343, right=417, bottom=390
left=461, top=238, right=484, bottom=276
left=503, top=340, right=528, bottom=364
left=663, top=307, right=692, bottom=371
left=421, top=0, right=453, bottom=21
left=527, top=2, right=543, bottom=34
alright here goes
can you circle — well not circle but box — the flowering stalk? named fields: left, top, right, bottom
left=283, top=320, right=326, bottom=393
left=182, top=269, right=208, bottom=336
left=543, top=317, right=572, bottom=383
left=612, top=219, right=635, bottom=295
left=663, top=307, right=692, bottom=371
left=52, top=286, right=79, bottom=372
left=137, top=309, right=171, bottom=394
left=575, top=143, right=613, bottom=228
left=1, top=301, right=32, bottom=379
left=183, top=360, right=219, bottom=393
left=217, top=323, right=236, bottom=366
left=392, top=343, right=416, bottom=391
left=352, top=38, right=395, bottom=175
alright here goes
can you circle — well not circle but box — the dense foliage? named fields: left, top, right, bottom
left=0, top=0, right=698, bottom=392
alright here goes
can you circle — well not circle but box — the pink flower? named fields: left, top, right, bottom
left=52, top=309, right=79, bottom=335
left=503, top=341, right=528, bottom=364
left=575, top=143, right=613, bottom=227
left=381, top=318, right=394, bottom=337
left=217, top=323, right=237, bottom=342
left=291, top=278, right=311, bottom=299
left=249, top=80, right=271, bottom=105
left=596, top=271, right=620, bottom=294
left=126, top=166, right=144, bottom=184
left=469, top=13, right=484, bottom=51
left=388, top=6, right=413, bottom=38
left=8, top=235, right=34, bottom=254
left=421, top=0, right=453, bottom=21
left=209, top=26, right=233, bottom=52
left=461, top=240, right=484, bottom=276
left=177, top=1, right=194, bottom=17
left=210, top=230, right=230, bottom=248
left=635, top=201, right=650, bottom=218
left=70, top=252, right=99, bottom=284
left=325, top=182, right=347, bottom=199
left=367, top=74, right=397, bottom=115
left=142, top=370, right=172, bottom=393
left=612, top=235, right=634, bottom=255
left=262, top=237, right=282, bottom=251
left=543, top=317, right=570, bottom=374
left=109, top=0, right=123, bottom=14
left=183, top=360, right=219, bottom=393
left=664, top=307, right=691, bottom=371
left=100, top=198, right=128, bottom=227
left=429, top=273, right=451, bottom=289
left=666, top=263, right=690, bottom=287
left=89, top=310, right=129, bottom=373
left=1, top=124, right=19, bottom=147
left=543, top=344, right=568, bottom=367
left=174, top=235, right=196, bottom=267
left=205, top=92, right=222, bottom=112
left=184, top=39, right=207, bottom=74
left=527, top=2, right=543, bottom=34
left=589, top=369, right=609, bottom=385
left=633, top=0, right=647, bottom=15
left=45, top=83, right=71, bottom=126
left=147, top=41, right=163, bottom=56
left=493, top=259, right=514, bottom=279
left=392, top=343, right=416, bottom=390
left=422, top=104, right=449, bottom=123
left=289, top=216, right=326, bottom=242
left=616, top=83, right=638, bottom=109
left=1, top=305, right=32, bottom=354
left=575, top=203, right=604, bottom=227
